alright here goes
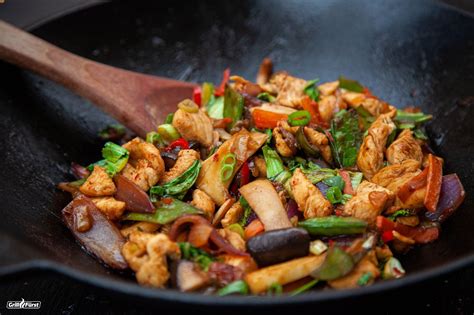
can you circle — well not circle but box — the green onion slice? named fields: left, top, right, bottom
left=288, top=110, right=311, bottom=126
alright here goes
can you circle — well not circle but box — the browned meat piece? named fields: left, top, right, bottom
left=122, top=232, right=180, bottom=288
left=386, top=129, right=423, bottom=166
left=273, top=126, right=297, bottom=157
left=304, top=127, right=332, bottom=163
left=79, top=165, right=116, bottom=197
left=343, top=181, right=395, bottom=226
left=256, top=57, right=273, bottom=85
left=318, top=95, right=338, bottom=122
left=172, top=106, right=214, bottom=147
left=318, top=81, right=339, bottom=96
left=160, top=149, right=200, bottom=184
left=190, top=189, right=215, bottom=220
left=120, top=222, right=160, bottom=238
left=270, top=72, right=307, bottom=108
left=357, top=114, right=396, bottom=179
left=342, top=91, right=366, bottom=107
left=91, top=196, right=126, bottom=220
left=290, top=169, right=333, bottom=218
left=221, top=202, right=244, bottom=228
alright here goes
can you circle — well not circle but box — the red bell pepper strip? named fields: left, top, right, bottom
left=251, top=108, right=288, bottom=129
left=376, top=216, right=439, bottom=244
left=301, top=96, right=328, bottom=128
left=214, top=68, right=230, bottom=97
left=382, top=230, right=394, bottom=242
left=397, top=167, right=428, bottom=203
left=165, top=138, right=189, bottom=151
left=338, top=170, right=354, bottom=195
left=193, top=87, right=202, bottom=107
left=424, top=154, right=443, bottom=212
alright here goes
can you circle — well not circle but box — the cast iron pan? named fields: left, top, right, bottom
left=1, top=0, right=473, bottom=307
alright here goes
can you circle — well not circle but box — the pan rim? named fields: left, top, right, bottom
left=2, top=0, right=473, bottom=306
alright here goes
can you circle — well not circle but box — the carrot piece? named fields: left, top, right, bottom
left=301, top=96, right=328, bottom=128
left=424, top=154, right=443, bottom=212
left=397, top=167, right=428, bottom=203
left=338, top=170, right=354, bottom=195
left=244, top=219, right=265, bottom=240
left=251, top=108, right=288, bottom=129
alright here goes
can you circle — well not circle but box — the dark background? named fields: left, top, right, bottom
left=0, top=1, right=473, bottom=314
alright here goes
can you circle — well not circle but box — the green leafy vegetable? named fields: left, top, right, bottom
left=357, top=272, right=373, bottom=286
left=267, top=283, right=283, bottom=296
left=289, top=279, right=319, bottom=296
left=388, top=209, right=412, bottom=221
left=355, top=105, right=374, bottom=130
left=165, top=113, right=174, bottom=124
left=262, top=145, right=292, bottom=184
left=395, top=110, right=432, bottom=124
left=201, top=82, right=214, bottom=107
left=287, top=158, right=337, bottom=184
left=311, top=246, right=355, bottom=281
left=298, top=216, right=368, bottom=236
left=98, top=124, right=126, bottom=141
left=326, top=186, right=343, bottom=204
left=348, top=171, right=363, bottom=190
left=329, top=109, right=363, bottom=168
left=223, top=85, right=244, bottom=130
left=338, top=76, right=364, bottom=93
left=238, top=197, right=253, bottom=226
left=207, top=96, right=225, bottom=119
left=122, top=198, right=202, bottom=224
left=178, top=242, right=215, bottom=271
left=257, top=92, right=276, bottom=102
left=217, top=280, right=249, bottom=296
left=323, top=175, right=345, bottom=191
left=88, top=142, right=129, bottom=176
left=303, top=79, right=320, bottom=101
left=149, top=160, right=201, bottom=200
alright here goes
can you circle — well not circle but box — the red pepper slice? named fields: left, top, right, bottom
left=165, top=138, right=189, bottom=151
left=301, top=96, right=328, bottom=128
left=239, top=161, right=251, bottom=186
left=424, top=154, right=443, bottom=212
left=193, top=87, right=202, bottom=107
left=382, top=230, right=394, bottom=242
left=214, top=68, right=230, bottom=97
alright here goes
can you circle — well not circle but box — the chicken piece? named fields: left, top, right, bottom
left=219, top=254, right=258, bottom=274
left=221, top=202, right=244, bottom=228
left=160, top=149, right=200, bottom=184
left=328, top=251, right=380, bottom=289
left=370, top=159, right=426, bottom=209
left=122, top=232, right=180, bottom=288
left=79, top=166, right=116, bottom=197
left=172, top=106, right=214, bottom=147
left=357, top=114, right=396, bottom=179
left=256, top=57, right=273, bottom=85
left=359, top=98, right=391, bottom=117
left=304, top=127, right=332, bottom=163
left=91, top=197, right=126, bottom=220
left=273, top=126, right=297, bottom=157
left=120, top=222, right=160, bottom=238
left=121, top=138, right=165, bottom=191
left=290, top=168, right=332, bottom=218
left=343, top=181, right=395, bottom=226
left=270, top=72, right=307, bottom=108
left=386, top=129, right=423, bottom=166
left=218, top=228, right=246, bottom=252
left=318, top=95, right=338, bottom=122
left=341, top=91, right=366, bottom=107
left=253, top=156, right=267, bottom=178
left=190, top=189, right=215, bottom=219
left=318, top=80, right=339, bottom=96
left=278, top=120, right=299, bottom=135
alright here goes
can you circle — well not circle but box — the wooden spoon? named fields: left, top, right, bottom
left=0, top=20, right=198, bottom=137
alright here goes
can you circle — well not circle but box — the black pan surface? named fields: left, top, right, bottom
left=0, top=0, right=473, bottom=307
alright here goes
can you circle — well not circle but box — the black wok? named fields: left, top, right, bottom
left=0, top=0, right=473, bottom=307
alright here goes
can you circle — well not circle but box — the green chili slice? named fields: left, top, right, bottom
left=288, top=110, right=311, bottom=126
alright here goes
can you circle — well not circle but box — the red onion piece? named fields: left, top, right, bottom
left=71, top=162, right=90, bottom=179
left=425, top=174, right=466, bottom=223
left=114, top=175, right=154, bottom=213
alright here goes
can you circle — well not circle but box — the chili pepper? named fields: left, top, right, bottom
left=215, top=68, right=230, bottom=97
left=166, top=138, right=189, bottom=151
left=193, top=86, right=202, bottom=106
left=382, top=230, right=394, bottom=242
left=288, top=110, right=311, bottom=126
left=298, top=216, right=368, bottom=236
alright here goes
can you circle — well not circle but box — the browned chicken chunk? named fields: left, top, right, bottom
left=270, top=72, right=307, bottom=108
left=160, top=149, right=200, bottom=184
left=304, top=127, right=332, bottom=163
left=172, top=105, right=214, bottom=147
left=357, top=114, right=396, bottom=179
left=386, top=129, right=423, bottom=166
left=290, top=169, right=333, bottom=218
left=190, top=189, right=215, bottom=219
left=343, top=181, right=395, bottom=226
left=91, top=196, right=126, bottom=220
left=80, top=165, right=116, bottom=197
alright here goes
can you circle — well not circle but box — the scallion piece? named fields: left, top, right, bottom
left=164, top=113, right=174, bottom=124
left=303, top=79, right=320, bottom=101
left=146, top=131, right=165, bottom=147
left=326, top=186, right=343, bottom=204
left=267, top=283, right=283, bottom=296
left=338, top=76, right=364, bottom=92
left=157, top=124, right=180, bottom=143
left=289, top=279, right=319, bottom=296
left=288, top=110, right=311, bottom=126
left=89, top=142, right=129, bottom=176
left=201, top=82, right=215, bottom=107
left=257, top=92, right=276, bottom=102
left=220, top=164, right=235, bottom=182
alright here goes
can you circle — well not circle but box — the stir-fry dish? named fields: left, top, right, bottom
left=58, top=59, right=465, bottom=296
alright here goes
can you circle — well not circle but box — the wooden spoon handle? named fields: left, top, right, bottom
left=0, top=20, right=196, bottom=137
